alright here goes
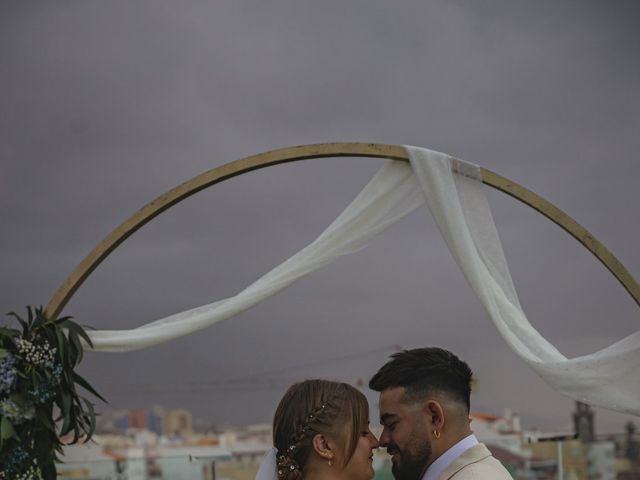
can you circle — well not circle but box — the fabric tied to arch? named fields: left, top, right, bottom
left=86, top=146, right=640, bottom=416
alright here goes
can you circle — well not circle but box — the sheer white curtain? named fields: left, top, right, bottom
left=86, top=146, right=640, bottom=416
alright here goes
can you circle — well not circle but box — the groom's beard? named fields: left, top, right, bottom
left=388, top=435, right=432, bottom=480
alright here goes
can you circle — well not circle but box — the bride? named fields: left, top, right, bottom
left=256, top=379, right=380, bottom=480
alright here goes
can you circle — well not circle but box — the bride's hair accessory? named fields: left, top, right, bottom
left=276, top=401, right=332, bottom=479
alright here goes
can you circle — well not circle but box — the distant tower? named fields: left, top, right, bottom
left=625, top=421, right=638, bottom=460
left=573, top=401, right=595, bottom=442
left=163, top=408, right=193, bottom=437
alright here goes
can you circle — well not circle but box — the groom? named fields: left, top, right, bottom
left=369, top=347, right=513, bottom=480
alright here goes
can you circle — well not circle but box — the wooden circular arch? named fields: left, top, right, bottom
left=44, top=143, right=640, bottom=320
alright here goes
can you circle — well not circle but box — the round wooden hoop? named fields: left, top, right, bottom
left=44, top=143, right=640, bottom=320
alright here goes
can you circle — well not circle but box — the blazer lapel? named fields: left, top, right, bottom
left=438, top=443, right=493, bottom=480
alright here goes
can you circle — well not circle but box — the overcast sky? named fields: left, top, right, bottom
left=1, top=0, right=639, bottom=434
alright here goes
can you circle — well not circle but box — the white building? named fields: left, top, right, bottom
left=60, top=438, right=231, bottom=480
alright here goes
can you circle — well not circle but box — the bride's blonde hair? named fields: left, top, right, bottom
left=273, top=379, right=369, bottom=480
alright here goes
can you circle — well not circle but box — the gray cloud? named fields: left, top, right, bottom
left=1, top=0, right=638, bottom=432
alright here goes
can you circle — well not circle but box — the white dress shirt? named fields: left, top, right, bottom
left=422, top=434, right=479, bottom=480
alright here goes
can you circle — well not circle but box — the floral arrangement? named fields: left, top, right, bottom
left=0, top=307, right=104, bottom=480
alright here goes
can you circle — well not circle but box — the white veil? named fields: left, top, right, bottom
left=255, top=448, right=279, bottom=480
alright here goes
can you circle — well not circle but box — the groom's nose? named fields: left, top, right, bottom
left=379, top=429, right=390, bottom=447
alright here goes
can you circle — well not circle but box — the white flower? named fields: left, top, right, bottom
left=16, top=338, right=56, bottom=368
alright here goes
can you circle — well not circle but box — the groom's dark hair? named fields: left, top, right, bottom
left=369, top=347, right=473, bottom=411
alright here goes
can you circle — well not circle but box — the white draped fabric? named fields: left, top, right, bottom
left=86, top=146, right=640, bottom=416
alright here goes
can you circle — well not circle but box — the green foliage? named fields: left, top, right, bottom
left=0, top=306, right=105, bottom=480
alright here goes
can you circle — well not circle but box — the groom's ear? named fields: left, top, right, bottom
left=311, top=433, right=334, bottom=461
left=423, top=400, right=445, bottom=431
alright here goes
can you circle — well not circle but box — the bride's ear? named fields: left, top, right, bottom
left=311, top=433, right=334, bottom=462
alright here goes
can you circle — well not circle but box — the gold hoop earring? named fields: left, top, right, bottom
left=433, top=430, right=441, bottom=439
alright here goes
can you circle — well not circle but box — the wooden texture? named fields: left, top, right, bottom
left=44, top=143, right=639, bottom=320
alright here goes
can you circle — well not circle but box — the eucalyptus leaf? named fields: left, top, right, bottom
left=55, top=328, right=66, bottom=364
left=6, top=311, right=29, bottom=336
left=68, top=330, right=84, bottom=365
left=67, top=331, right=80, bottom=366
left=60, top=319, right=94, bottom=348
left=60, top=395, right=72, bottom=435
left=0, top=326, right=19, bottom=338
left=82, top=398, right=97, bottom=441
left=36, top=407, right=56, bottom=433
left=9, top=392, right=28, bottom=408
left=0, top=416, right=17, bottom=441
left=33, top=307, right=47, bottom=328
left=72, top=372, right=107, bottom=403
left=41, top=458, right=58, bottom=480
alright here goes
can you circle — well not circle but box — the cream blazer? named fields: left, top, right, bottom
left=438, top=443, right=513, bottom=480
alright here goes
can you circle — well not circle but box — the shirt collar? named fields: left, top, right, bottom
left=422, top=434, right=478, bottom=480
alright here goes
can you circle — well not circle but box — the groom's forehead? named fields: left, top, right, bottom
left=379, top=386, right=407, bottom=411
